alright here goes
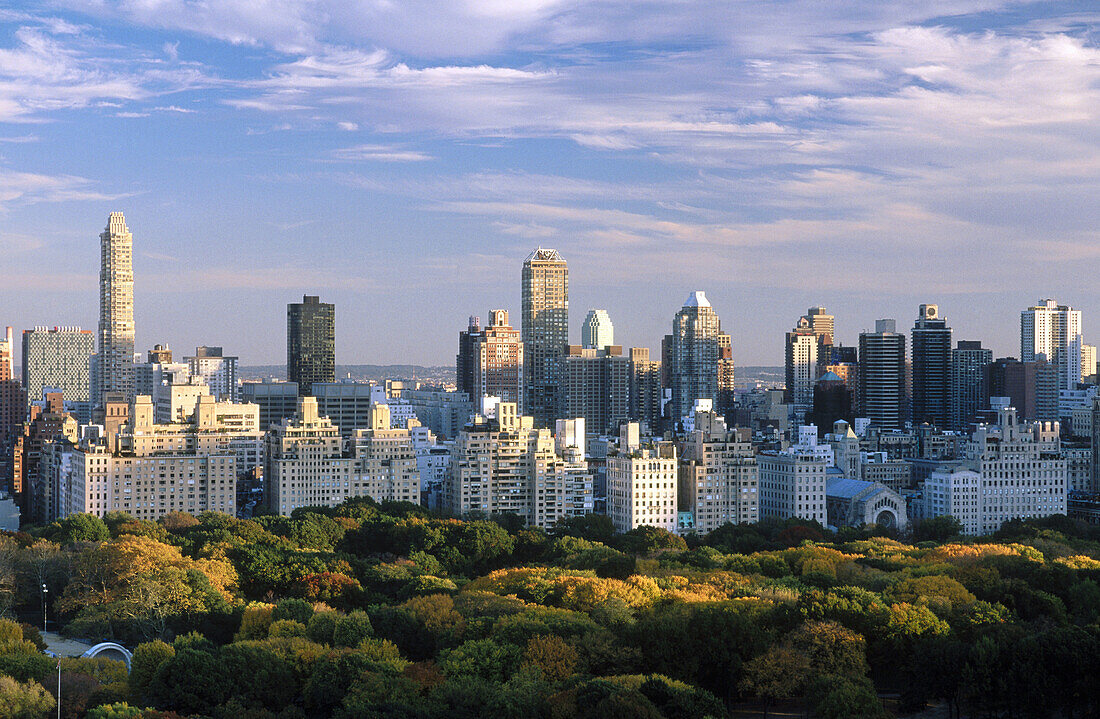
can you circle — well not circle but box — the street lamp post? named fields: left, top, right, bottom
left=41, top=583, right=48, bottom=633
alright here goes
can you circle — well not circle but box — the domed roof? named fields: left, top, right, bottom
left=817, top=370, right=843, bottom=383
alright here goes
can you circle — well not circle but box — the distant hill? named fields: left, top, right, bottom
left=734, top=366, right=784, bottom=388
left=240, top=364, right=781, bottom=388
left=240, top=365, right=455, bottom=384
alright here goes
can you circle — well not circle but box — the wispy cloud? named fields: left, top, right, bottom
left=329, top=144, right=433, bottom=162
left=0, top=21, right=214, bottom=122
left=0, top=170, right=119, bottom=207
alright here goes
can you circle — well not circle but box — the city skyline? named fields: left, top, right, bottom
left=2, top=3, right=1099, bottom=366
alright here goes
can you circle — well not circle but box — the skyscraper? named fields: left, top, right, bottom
left=804, top=306, right=833, bottom=372
left=1021, top=299, right=1082, bottom=391
left=910, top=304, right=952, bottom=427
left=717, top=344, right=736, bottom=423
left=581, top=309, right=614, bottom=350
left=629, top=347, right=663, bottom=432
left=559, top=344, right=629, bottom=435
left=668, top=291, right=729, bottom=423
left=984, top=357, right=1058, bottom=422
left=950, top=340, right=992, bottom=430
left=1083, top=344, right=1098, bottom=381
left=22, top=326, right=95, bottom=418
left=785, top=315, right=818, bottom=407
left=456, top=315, right=481, bottom=399
left=287, top=295, right=335, bottom=395
left=859, top=319, right=906, bottom=430
left=95, top=212, right=135, bottom=407
left=0, top=327, right=25, bottom=494
left=805, top=307, right=835, bottom=345
left=457, top=310, right=524, bottom=410
left=522, top=248, right=569, bottom=427
left=185, top=346, right=240, bottom=402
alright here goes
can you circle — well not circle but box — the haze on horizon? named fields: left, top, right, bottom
left=2, top=1, right=1099, bottom=368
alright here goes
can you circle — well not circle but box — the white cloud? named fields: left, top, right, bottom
left=330, top=144, right=433, bottom=162
left=0, top=23, right=213, bottom=122
left=0, top=170, right=118, bottom=206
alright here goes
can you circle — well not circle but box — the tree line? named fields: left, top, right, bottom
left=2, top=503, right=1100, bottom=718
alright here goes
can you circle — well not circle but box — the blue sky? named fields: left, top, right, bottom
left=2, top=1, right=1099, bottom=366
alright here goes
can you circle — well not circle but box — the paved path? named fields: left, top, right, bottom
left=41, top=631, right=93, bottom=657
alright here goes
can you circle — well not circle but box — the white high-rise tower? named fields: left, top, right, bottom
left=581, top=309, right=614, bottom=350
left=1021, top=299, right=1082, bottom=391
left=96, top=212, right=135, bottom=407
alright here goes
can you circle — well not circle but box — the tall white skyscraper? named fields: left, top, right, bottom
left=581, top=309, right=614, bottom=350
left=95, top=212, right=135, bottom=407
left=1021, top=299, right=1082, bottom=391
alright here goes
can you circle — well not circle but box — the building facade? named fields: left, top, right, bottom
left=185, top=346, right=239, bottom=402
left=22, top=326, right=95, bottom=417
left=826, top=478, right=907, bottom=530
left=984, top=358, right=1058, bottom=422
left=58, top=394, right=262, bottom=521
left=348, top=404, right=421, bottom=506
left=606, top=423, right=678, bottom=533
left=461, top=309, right=524, bottom=411
left=678, top=410, right=758, bottom=533
left=911, top=304, right=952, bottom=428
left=859, top=319, right=906, bottom=430
left=444, top=403, right=592, bottom=528
left=0, top=328, right=25, bottom=494
left=758, top=428, right=830, bottom=524
left=784, top=316, right=818, bottom=408
left=965, top=407, right=1067, bottom=535
left=950, top=340, right=992, bottom=431
left=628, top=348, right=663, bottom=433
left=95, top=212, right=135, bottom=407
left=1021, top=299, right=1082, bottom=392
left=921, top=467, right=983, bottom=535
left=559, top=345, right=630, bottom=436
left=241, top=381, right=300, bottom=431
left=266, top=396, right=356, bottom=516
left=668, top=291, right=729, bottom=424
left=522, top=248, right=569, bottom=427
left=287, top=295, right=335, bottom=395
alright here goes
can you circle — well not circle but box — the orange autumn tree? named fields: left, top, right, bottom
left=59, top=536, right=239, bottom=641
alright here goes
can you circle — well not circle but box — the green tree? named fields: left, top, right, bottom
left=271, top=598, right=314, bottom=625
left=220, top=642, right=297, bottom=709
left=306, top=611, right=338, bottom=645
left=53, top=513, right=110, bottom=544
left=147, top=648, right=230, bottom=714
left=129, top=641, right=176, bottom=705
left=0, top=676, right=56, bottom=719
left=332, top=611, right=373, bottom=647
left=521, top=635, right=579, bottom=681
left=303, top=650, right=378, bottom=716
left=786, top=620, right=869, bottom=678
left=86, top=704, right=145, bottom=719
left=915, top=515, right=964, bottom=542
left=235, top=603, right=274, bottom=641
left=268, top=619, right=307, bottom=638
left=552, top=515, right=616, bottom=544
left=811, top=675, right=888, bottom=719
left=634, top=601, right=771, bottom=700
left=614, top=526, right=687, bottom=555
left=739, top=646, right=811, bottom=718
left=438, top=639, right=520, bottom=682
